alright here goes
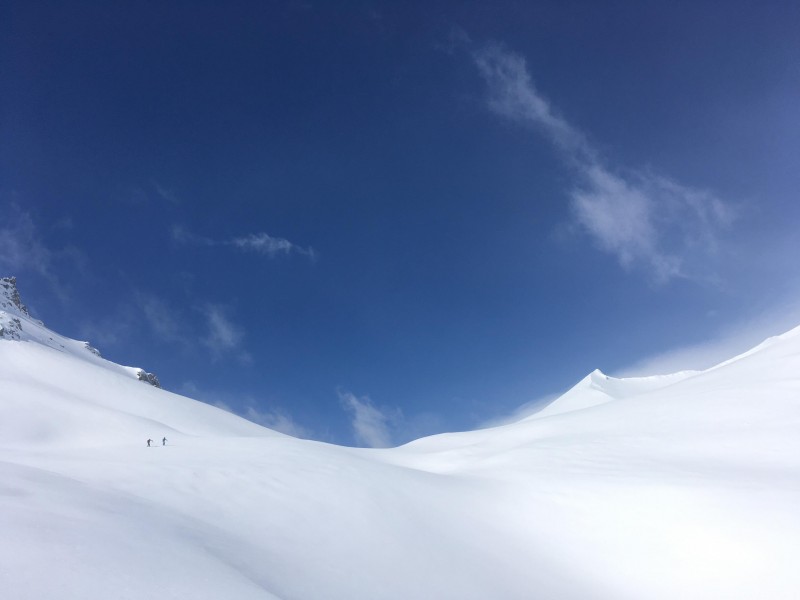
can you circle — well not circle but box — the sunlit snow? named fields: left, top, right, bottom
left=1, top=278, right=798, bottom=599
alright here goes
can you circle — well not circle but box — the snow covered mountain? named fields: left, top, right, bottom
left=0, top=276, right=161, bottom=387
left=1, top=277, right=799, bottom=599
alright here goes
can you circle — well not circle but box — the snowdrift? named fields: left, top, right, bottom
left=1, top=278, right=799, bottom=599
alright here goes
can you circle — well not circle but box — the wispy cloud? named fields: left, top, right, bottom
left=79, top=291, right=249, bottom=363
left=0, top=203, right=91, bottom=302
left=472, top=43, right=734, bottom=283
left=475, top=45, right=592, bottom=161
left=180, top=382, right=314, bottom=439
left=77, top=317, right=129, bottom=349
left=173, top=226, right=316, bottom=261
left=171, top=226, right=215, bottom=246
left=136, top=292, right=187, bottom=346
left=243, top=406, right=312, bottom=439
left=88, top=292, right=188, bottom=349
left=0, top=203, right=58, bottom=285
left=198, top=303, right=247, bottom=361
left=151, top=180, right=180, bottom=205
left=338, top=389, right=401, bottom=448
left=233, top=232, right=316, bottom=260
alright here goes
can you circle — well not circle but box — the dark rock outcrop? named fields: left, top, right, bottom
left=136, top=369, right=162, bottom=388
left=84, top=342, right=101, bottom=357
left=1, top=277, right=27, bottom=340
left=0, top=276, right=29, bottom=316
left=0, top=317, right=22, bottom=340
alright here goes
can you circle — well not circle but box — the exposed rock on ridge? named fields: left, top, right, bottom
left=1, top=276, right=163, bottom=388
left=0, top=277, right=26, bottom=340
left=0, top=316, right=23, bottom=340
left=0, top=276, right=29, bottom=316
left=136, top=369, right=162, bottom=388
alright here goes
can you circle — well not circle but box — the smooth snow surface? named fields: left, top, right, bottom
left=1, top=290, right=799, bottom=599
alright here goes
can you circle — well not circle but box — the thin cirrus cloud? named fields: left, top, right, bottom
left=243, top=405, right=313, bottom=440
left=338, top=389, right=401, bottom=448
left=151, top=180, right=180, bottom=205
left=135, top=291, right=188, bottom=347
left=472, top=43, right=734, bottom=283
left=128, top=291, right=250, bottom=363
left=78, top=293, right=179, bottom=353
left=233, top=232, right=317, bottom=260
left=0, top=205, right=53, bottom=277
left=198, top=303, right=252, bottom=364
left=80, top=292, right=249, bottom=363
left=182, top=384, right=314, bottom=440
left=0, top=203, right=72, bottom=297
left=173, top=226, right=316, bottom=261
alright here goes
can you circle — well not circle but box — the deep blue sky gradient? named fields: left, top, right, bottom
left=3, top=1, right=800, bottom=445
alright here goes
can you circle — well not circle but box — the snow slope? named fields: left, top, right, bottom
left=1, top=278, right=799, bottom=599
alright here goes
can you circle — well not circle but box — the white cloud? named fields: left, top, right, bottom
left=135, top=292, right=187, bottom=346
left=184, top=384, right=313, bottom=439
left=152, top=181, right=180, bottom=204
left=339, top=390, right=400, bottom=448
left=244, top=406, right=312, bottom=439
left=234, top=233, right=293, bottom=255
left=200, top=304, right=244, bottom=359
left=472, top=43, right=733, bottom=283
left=213, top=400, right=234, bottom=412
left=571, top=166, right=658, bottom=268
left=75, top=292, right=188, bottom=358
left=171, top=225, right=217, bottom=246
left=0, top=203, right=58, bottom=285
left=571, top=166, right=691, bottom=282
left=173, top=226, right=316, bottom=261
left=180, top=380, right=202, bottom=398
left=77, top=291, right=223, bottom=361
left=77, top=318, right=127, bottom=349
left=474, top=43, right=591, bottom=160
left=0, top=203, right=93, bottom=304
left=78, top=290, right=249, bottom=362
left=233, top=232, right=316, bottom=260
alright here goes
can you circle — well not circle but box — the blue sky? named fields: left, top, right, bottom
left=3, top=1, right=800, bottom=446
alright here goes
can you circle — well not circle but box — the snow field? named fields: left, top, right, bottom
left=1, top=303, right=799, bottom=598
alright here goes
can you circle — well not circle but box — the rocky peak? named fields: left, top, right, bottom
left=0, top=277, right=30, bottom=317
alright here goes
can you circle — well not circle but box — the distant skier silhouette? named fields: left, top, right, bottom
left=162, top=437, right=167, bottom=446
left=147, top=439, right=153, bottom=447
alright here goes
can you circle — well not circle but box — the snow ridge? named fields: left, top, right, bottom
left=0, top=277, right=161, bottom=387
left=520, top=367, right=699, bottom=421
